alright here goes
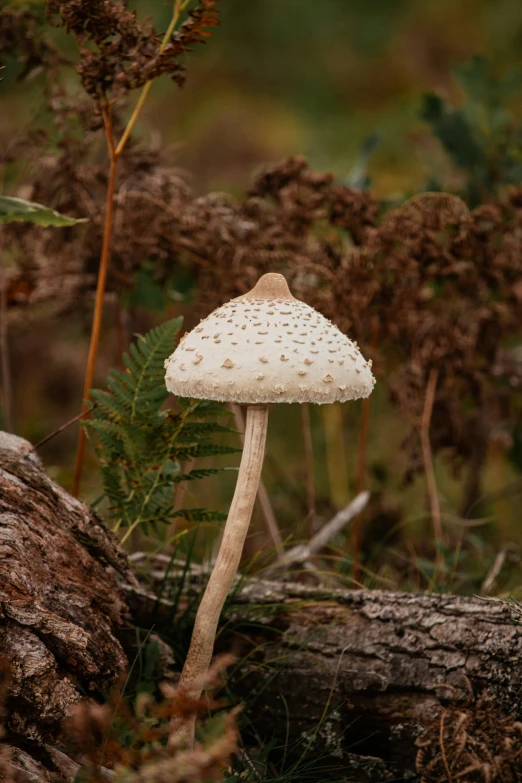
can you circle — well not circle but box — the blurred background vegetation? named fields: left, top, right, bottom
left=5, top=0, right=522, bottom=194
left=2, top=0, right=522, bottom=597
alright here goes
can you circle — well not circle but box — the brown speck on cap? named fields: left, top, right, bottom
left=324, top=374, right=334, bottom=383
left=222, top=358, right=234, bottom=368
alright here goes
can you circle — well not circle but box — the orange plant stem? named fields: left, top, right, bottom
left=72, top=3, right=189, bottom=498
left=72, top=112, right=117, bottom=496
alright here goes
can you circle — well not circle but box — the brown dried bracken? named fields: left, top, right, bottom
left=416, top=697, right=522, bottom=782
left=0, top=6, right=61, bottom=78
left=62, top=655, right=238, bottom=782
left=4, top=153, right=522, bottom=518
left=46, top=0, right=219, bottom=98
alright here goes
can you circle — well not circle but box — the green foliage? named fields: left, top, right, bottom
left=421, top=55, right=522, bottom=205
left=122, top=266, right=167, bottom=312
left=0, top=195, right=88, bottom=226
left=120, top=263, right=198, bottom=314
left=86, top=317, right=237, bottom=540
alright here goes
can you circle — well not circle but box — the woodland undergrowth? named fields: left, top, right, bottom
left=1, top=2, right=522, bottom=780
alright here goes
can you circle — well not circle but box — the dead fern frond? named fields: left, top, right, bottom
left=416, top=697, right=522, bottom=783
left=64, top=654, right=238, bottom=782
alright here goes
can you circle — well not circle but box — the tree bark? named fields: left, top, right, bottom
left=227, top=580, right=522, bottom=776
left=128, top=561, right=522, bottom=778
left=0, top=432, right=133, bottom=762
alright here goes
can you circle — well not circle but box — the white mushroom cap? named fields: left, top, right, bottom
left=164, top=273, right=376, bottom=404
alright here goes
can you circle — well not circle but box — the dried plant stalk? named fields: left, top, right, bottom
left=420, top=368, right=443, bottom=581
left=322, top=403, right=350, bottom=509
left=352, top=393, right=372, bottom=583
left=72, top=0, right=196, bottom=497
left=73, top=142, right=117, bottom=496
left=301, top=403, right=316, bottom=530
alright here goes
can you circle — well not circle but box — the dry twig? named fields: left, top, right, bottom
left=266, top=490, right=370, bottom=574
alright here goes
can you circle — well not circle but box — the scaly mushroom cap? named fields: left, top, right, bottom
left=164, top=273, right=376, bottom=404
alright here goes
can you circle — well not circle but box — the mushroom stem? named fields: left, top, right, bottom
left=174, top=404, right=269, bottom=745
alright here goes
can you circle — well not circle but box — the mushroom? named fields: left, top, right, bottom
left=164, top=272, right=375, bottom=741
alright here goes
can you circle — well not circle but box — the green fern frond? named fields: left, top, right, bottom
left=86, top=317, right=236, bottom=537
left=175, top=443, right=239, bottom=461
left=172, top=468, right=221, bottom=483
left=172, top=507, right=228, bottom=522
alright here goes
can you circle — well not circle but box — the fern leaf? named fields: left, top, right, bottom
left=86, top=316, right=233, bottom=537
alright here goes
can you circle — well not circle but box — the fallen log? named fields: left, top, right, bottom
left=2, top=433, right=522, bottom=780
left=0, top=431, right=132, bottom=776
left=230, top=580, right=522, bottom=775
left=129, top=558, right=522, bottom=778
